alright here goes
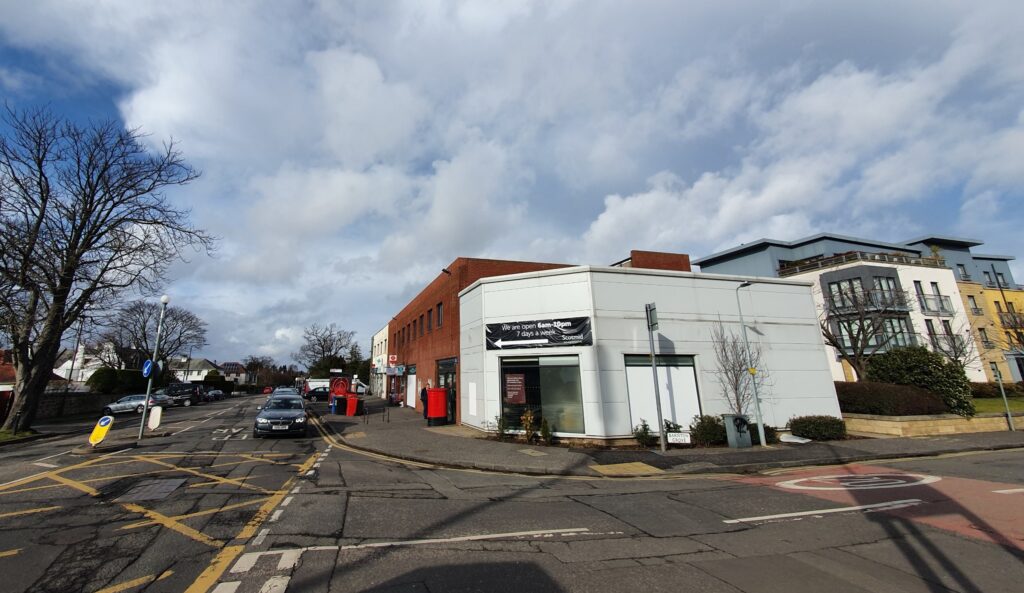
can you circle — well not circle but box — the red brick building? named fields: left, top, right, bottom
left=386, top=251, right=691, bottom=424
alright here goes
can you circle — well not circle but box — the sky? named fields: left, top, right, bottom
left=2, top=1, right=1023, bottom=365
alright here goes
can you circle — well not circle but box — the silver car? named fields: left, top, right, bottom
left=102, top=394, right=168, bottom=415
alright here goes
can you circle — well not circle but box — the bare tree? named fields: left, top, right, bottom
left=710, top=320, right=769, bottom=416
left=293, top=323, right=355, bottom=370
left=0, top=106, right=213, bottom=430
left=243, top=355, right=275, bottom=385
left=102, top=299, right=207, bottom=367
left=816, top=283, right=916, bottom=380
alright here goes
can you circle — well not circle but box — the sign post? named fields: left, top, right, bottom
left=645, top=303, right=667, bottom=453
left=139, top=295, right=170, bottom=441
left=995, top=368, right=1016, bottom=431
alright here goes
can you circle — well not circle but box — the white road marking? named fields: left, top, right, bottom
left=722, top=499, right=924, bottom=524
left=259, top=576, right=290, bottom=593
left=281, top=496, right=293, bottom=507
left=313, top=462, right=321, bottom=468
left=305, top=470, right=315, bottom=477
left=211, top=582, right=240, bottom=593
left=252, top=528, right=270, bottom=546
left=777, top=473, right=940, bottom=491
left=0, top=471, right=49, bottom=489
left=291, top=486, right=301, bottom=494
left=171, top=424, right=196, bottom=436
left=32, top=450, right=71, bottom=463
left=276, top=549, right=301, bottom=570
left=994, top=488, right=1024, bottom=494
left=228, top=528, right=591, bottom=574
left=269, top=509, right=283, bottom=522
left=32, top=462, right=59, bottom=468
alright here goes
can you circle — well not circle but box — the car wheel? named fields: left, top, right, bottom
left=102, top=407, right=113, bottom=416
left=252, top=430, right=260, bottom=439
left=135, top=405, right=144, bottom=414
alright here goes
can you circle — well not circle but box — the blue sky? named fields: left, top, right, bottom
left=2, top=1, right=1022, bottom=364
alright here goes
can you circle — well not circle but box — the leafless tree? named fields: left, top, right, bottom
left=710, top=320, right=769, bottom=416
left=101, top=299, right=207, bottom=368
left=293, top=322, right=355, bottom=370
left=816, top=283, right=916, bottom=380
left=0, top=106, right=213, bottom=430
left=243, top=355, right=275, bottom=385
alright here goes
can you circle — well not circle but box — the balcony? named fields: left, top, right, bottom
left=827, top=290, right=912, bottom=314
left=981, top=339, right=995, bottom=350
left=779, top=251, right=945, bottom=278
left=999, top=311, right=1024, bottom=329
left=928, top=333, right=968, bottom=355
left=959, top=273, right=972, bottom=281
left=831, top=332, right=919, bottom=352
left=917, top=294, right=955, bottom=316
left=970, top=306, right=983, bottom=316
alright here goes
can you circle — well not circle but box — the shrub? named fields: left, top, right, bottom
left=866, top=346, right=975, bottom=417
left=115, top=370, right=147, bottom=394
left=835, top=381, right=948, bottom=415
left=632, top=419, right=657, bottom=447
left=790, top=415, right=846, bottom=441
left=970, top=382, right=1023, bottom=398
left=689, top=415, right=727, bottom=447
left=494, top=415, right=508, bottom=441
left=749, top=424, right=779, bottom=445
left=664, top=419, right=683, bottom=433
left=86, top=367, right=118, bottom=394
left=540, top=418, right=554, bottom=446
left=520, top=408, right=538, bottom=444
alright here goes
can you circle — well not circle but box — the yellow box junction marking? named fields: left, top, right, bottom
left=121, top=498, right=269, bottom=530
left=0, top=548, right=21, bottom=558
left=92, top=570, right=173, bottom=593
left=0, top=505, right=61, bottom=520
left=120, top=503, right=222, bottom=548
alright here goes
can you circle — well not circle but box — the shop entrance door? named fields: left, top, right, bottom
left=437, top=358, right=457, bottom=423
left=405, top=374, right=417, bottom=408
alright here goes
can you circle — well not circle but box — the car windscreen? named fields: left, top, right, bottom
left=265, top=399, right=303, bottom=410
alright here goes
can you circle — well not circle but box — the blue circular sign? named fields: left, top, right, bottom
left=142, top=359, right=153, bottom=378
left=98, top=416, right=113, bottom=427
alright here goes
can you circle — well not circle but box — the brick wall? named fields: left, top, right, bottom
left=389, top=257, right=568, bottom=423
left=627, top=250, right=692, bottom=272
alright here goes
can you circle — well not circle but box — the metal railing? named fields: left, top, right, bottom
left=928, top=333, right=967, bottom=353
left=832, top=332, right=919, bottom=351
left=981, top=339, right=995, bottom=350
left=998, top=311, right=1024, bottom=329
left=917, top=294, right=955, bottom=316
left=779, top=251, right=946, bottom=277
left=970, top=306, right=983, bottom=316
left=826, top=290, right=912, bottom=313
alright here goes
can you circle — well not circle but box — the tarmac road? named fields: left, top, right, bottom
left=0, top=399, right=1022, bottom=593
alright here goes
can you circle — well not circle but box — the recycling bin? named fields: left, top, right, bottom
left=723, top=414, right=752, bottom=448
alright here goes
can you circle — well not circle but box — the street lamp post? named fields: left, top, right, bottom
left=735, top=282, right=768, bottom=448
left=138, top=295, right=170, bottom=441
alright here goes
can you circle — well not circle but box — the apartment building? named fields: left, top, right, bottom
left=694, top=233, right=987, bottom=383
left=370, top=324, right=389, bottom=400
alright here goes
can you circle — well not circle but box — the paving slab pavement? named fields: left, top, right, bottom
left=315, top=397, right=1024, bottom=477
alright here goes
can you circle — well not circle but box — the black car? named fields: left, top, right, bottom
left=253, top=396, right=309, bottom=438
left=303, top=386, right=330, bottom=402
left=163, top=383, right=203, bottom=407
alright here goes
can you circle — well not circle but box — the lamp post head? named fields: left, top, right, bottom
left=160, top=294, right=170, bottom=304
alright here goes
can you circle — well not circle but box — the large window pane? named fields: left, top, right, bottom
left=500, top=356, right=584, bottom=434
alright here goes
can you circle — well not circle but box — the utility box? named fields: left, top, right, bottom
left=723, top=414, right=752, bottom=448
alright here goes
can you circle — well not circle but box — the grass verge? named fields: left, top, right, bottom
left=974, top=397, right=1024, bottom=414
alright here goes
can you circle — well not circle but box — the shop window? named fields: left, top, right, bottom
left=500, top=356, right=584, bottom=434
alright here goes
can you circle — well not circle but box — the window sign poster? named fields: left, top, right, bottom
left=505, top=373, right=526, bottom=404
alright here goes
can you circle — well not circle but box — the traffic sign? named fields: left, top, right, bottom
left=89, top=415, right=114, bottom=447
left=147, top=406, right=163, bottom=431
left=142, top=359, right=154, bottom=378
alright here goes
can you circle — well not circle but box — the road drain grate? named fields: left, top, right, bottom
left=115, top=478, right=187, bottom=502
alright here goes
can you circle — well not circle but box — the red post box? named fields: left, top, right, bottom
left=427, top=388, right=447, bottom=423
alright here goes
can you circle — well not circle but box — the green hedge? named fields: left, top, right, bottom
left=970, top=382, right=1024, bottom=398
left=86, top=368, right=118, bottom=394
left=689, top=415, right=727, bottom=447
left=836, top=381, right=948, bottom=416
left=790, top=415, right=846, bottom=441
left=866, top=346, right=974, bottom=417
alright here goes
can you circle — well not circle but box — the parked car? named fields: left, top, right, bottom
left=272, top=387, right=300, bottom=396
left=164, top=383, right=203, bottom=407
left=303, top=386, right=330, bottom=402
left=102, top=394, right=165, bottom=415
left=262, top=386, right=274, bottom=394
left=207, top=389, right=225, bottom=401
left=253, top=396, right=309, bottom=438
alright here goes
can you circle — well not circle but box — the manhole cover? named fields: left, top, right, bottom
left=116, top=478, right=187, bottom=501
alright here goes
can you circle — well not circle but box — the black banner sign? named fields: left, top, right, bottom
left=486, top=317, right=593, bottom=350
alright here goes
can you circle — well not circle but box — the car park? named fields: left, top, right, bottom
left=253, top=396, right=309, bottom=437
left=102, top=394, right=167, bottom=415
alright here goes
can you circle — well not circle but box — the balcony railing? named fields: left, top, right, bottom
left=999, top=311, right=1024, bottom=329
left=826, top=290, right=912, bottom=314
left=780, top=251, right=945, bottom=277
left=960, top=273, right=972, bottom=281
left=928, top=333, right=968, bottom=354
left=917, top=294, right=955, bottom=316
left=970, top=306, right=983, bottom=316
left=832, top=332, right=919, bottom=352
left=981, top=339, right=995, bottom=349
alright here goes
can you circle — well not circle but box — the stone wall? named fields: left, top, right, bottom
left=844, top=412, right=1022, bottom=437
left=35, top=391, right=122, bottom=420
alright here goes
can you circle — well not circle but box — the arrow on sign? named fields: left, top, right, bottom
left=494, top=338, right=549, bottom=348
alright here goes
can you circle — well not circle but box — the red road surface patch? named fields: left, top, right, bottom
left=737, top=464, right=1024, bottom=550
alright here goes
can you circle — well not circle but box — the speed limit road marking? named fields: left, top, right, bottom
left=777, top=473, right=941, bottom=491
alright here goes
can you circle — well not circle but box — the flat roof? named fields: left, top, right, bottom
left=973, top=253, right=1016, bottom=261
left=902, top=235, right=984, bottom=248
left=693, top=232, right=920, bottom=266
left=460, top=264, right=811, bottom=297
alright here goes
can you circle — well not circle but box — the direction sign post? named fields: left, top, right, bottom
left=645, top=303, right=666, bottom=453
left=142, top=359, right=154, bottom=379
left=139, top=295, right=170, bottom=441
